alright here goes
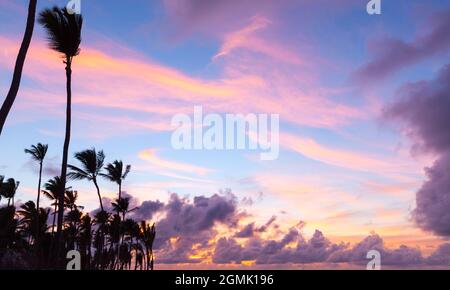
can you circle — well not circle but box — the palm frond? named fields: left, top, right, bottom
left=67, top=164, right=91, bottom=180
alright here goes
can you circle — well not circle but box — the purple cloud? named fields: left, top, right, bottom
left=413, top=153, right=450, bottom=236
left=426, top=243, right=450, bottom=266
left=353, top=9, right=450, bottom=84
left=155, top=193, right=240, bottom=264
left=385, top=63, right=450, bottom=236
left=234, top=215, right=277, bottom=238
left=329, top=234, right=423, bottom=266
left=87, top=191, right=450, bottom=267
left=214, top=229, right=427, bottom=266
left=129, top=199, right=164, bottom=222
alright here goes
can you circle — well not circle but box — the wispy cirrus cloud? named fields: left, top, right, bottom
left=0, top=33, right=363, bottom=137
left=214, top=16, right=303, bottom=65
left=138, top=148, right=212, bottom=176
left=280, top=132, right=421, bottom=176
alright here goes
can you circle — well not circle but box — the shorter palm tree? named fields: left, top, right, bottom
left=17, top=201, right=49, bottom=243
left=0, top=205, right=19, bottom=250
left=64, top=190, right=83, bottom=211
left=139, top=221, right=156, bottom=270
left=101, top=161, right=131, bottom=201
left=68, top=149, right=105, bottom=211
left=111, top=197, right=138, bottom=221
left=0, top=178, right=20, bottom=206
left=24, top=143, right=48, bottom=248
left=42, top=177, right=62, bottom=234
left=24, top=143, right=48, bottom=211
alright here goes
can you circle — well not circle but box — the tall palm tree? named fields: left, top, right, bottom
left=68, top=149, right=105, bottom=211
left=38, top=7, right=83, bottom=252
left=101, top=161, right=131, bottom=201
left=0, top=0, right=38, bottom=136
left=24, top=143, right=48, bottom=212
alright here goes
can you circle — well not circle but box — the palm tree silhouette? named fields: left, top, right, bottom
left=64, top=190, right=83, bottom=211
left=42, top=176, right=70, bottom=234
left=139, top=221, right=156, bottom=270
left=24, top=143, right=48, bottom=211
left=0, top=176, right=4, bottom=204
left=17, top=201, right=49, bottom=243
left=0, top=178, right=20, bottom=207
left=0, top=0, right=38, bottom=136
left=111, top=197, right=138, bottom=221
left=24, top=143, right=48, bottom=248
left=0, top=206, right=18, bottom=251
left=42, top=180, right=59, bottom=235
left=101, top=161, right=131, bottom=201
left=38, top=7, right=83, bottom=257
left=68, top=149, right=106, bottom=212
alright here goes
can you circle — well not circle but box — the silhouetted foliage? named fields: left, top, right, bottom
left=0, top=149, right=156, bottom=270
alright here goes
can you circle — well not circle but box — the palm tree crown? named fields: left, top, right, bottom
left=68, top=148, right=106, bottom=211
left=24, top=143, right=48, bottom=162
left=101, top=160, right=131, bottom=200
left=38, top=7, right=82, bottom=58
left=68, top=149, right=105, bottom=181
left=101, top=161, right=131, bottom=187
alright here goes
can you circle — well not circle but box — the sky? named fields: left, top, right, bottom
left=1, top=0, right=450, bottom=269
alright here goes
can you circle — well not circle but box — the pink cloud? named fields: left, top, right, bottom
left=214, top=16, right=303, bottom=65
left=0, top=32, right=363, bottom=136
left=281, top=132, right=421, bottom=176
left=138, top=148, right=211, bottom=176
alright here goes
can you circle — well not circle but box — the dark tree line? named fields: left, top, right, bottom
left=1, top=147, right=156, bottom=270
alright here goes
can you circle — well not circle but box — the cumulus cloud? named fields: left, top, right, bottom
left=129, top=199, right=164, bottom=222
left=353, top=8, right=450, bottom=84
left=328, top=234, right=423, bottom=266
left=88, top=191, right=450, bottom=267
left=385, top=64, right=450, bottom=236
left=154, top=192, right=240, bottom=263
left=215, top=230, right=428, bottom=267
left=426, top=243, right=450, bottom=266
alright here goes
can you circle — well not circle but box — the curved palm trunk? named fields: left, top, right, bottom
left=0, top=0, right=37, bottom=136
left=93, top=178, right=104, bottom=212
left=36, top=161, right=43, bottom=210
left=56, top=57, right=73, bottom=268
left=118, top=183, right=122, bottom=200
left=35, top=161, right=43, bottom=258
left=52, top=203, right=57, bottom=234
